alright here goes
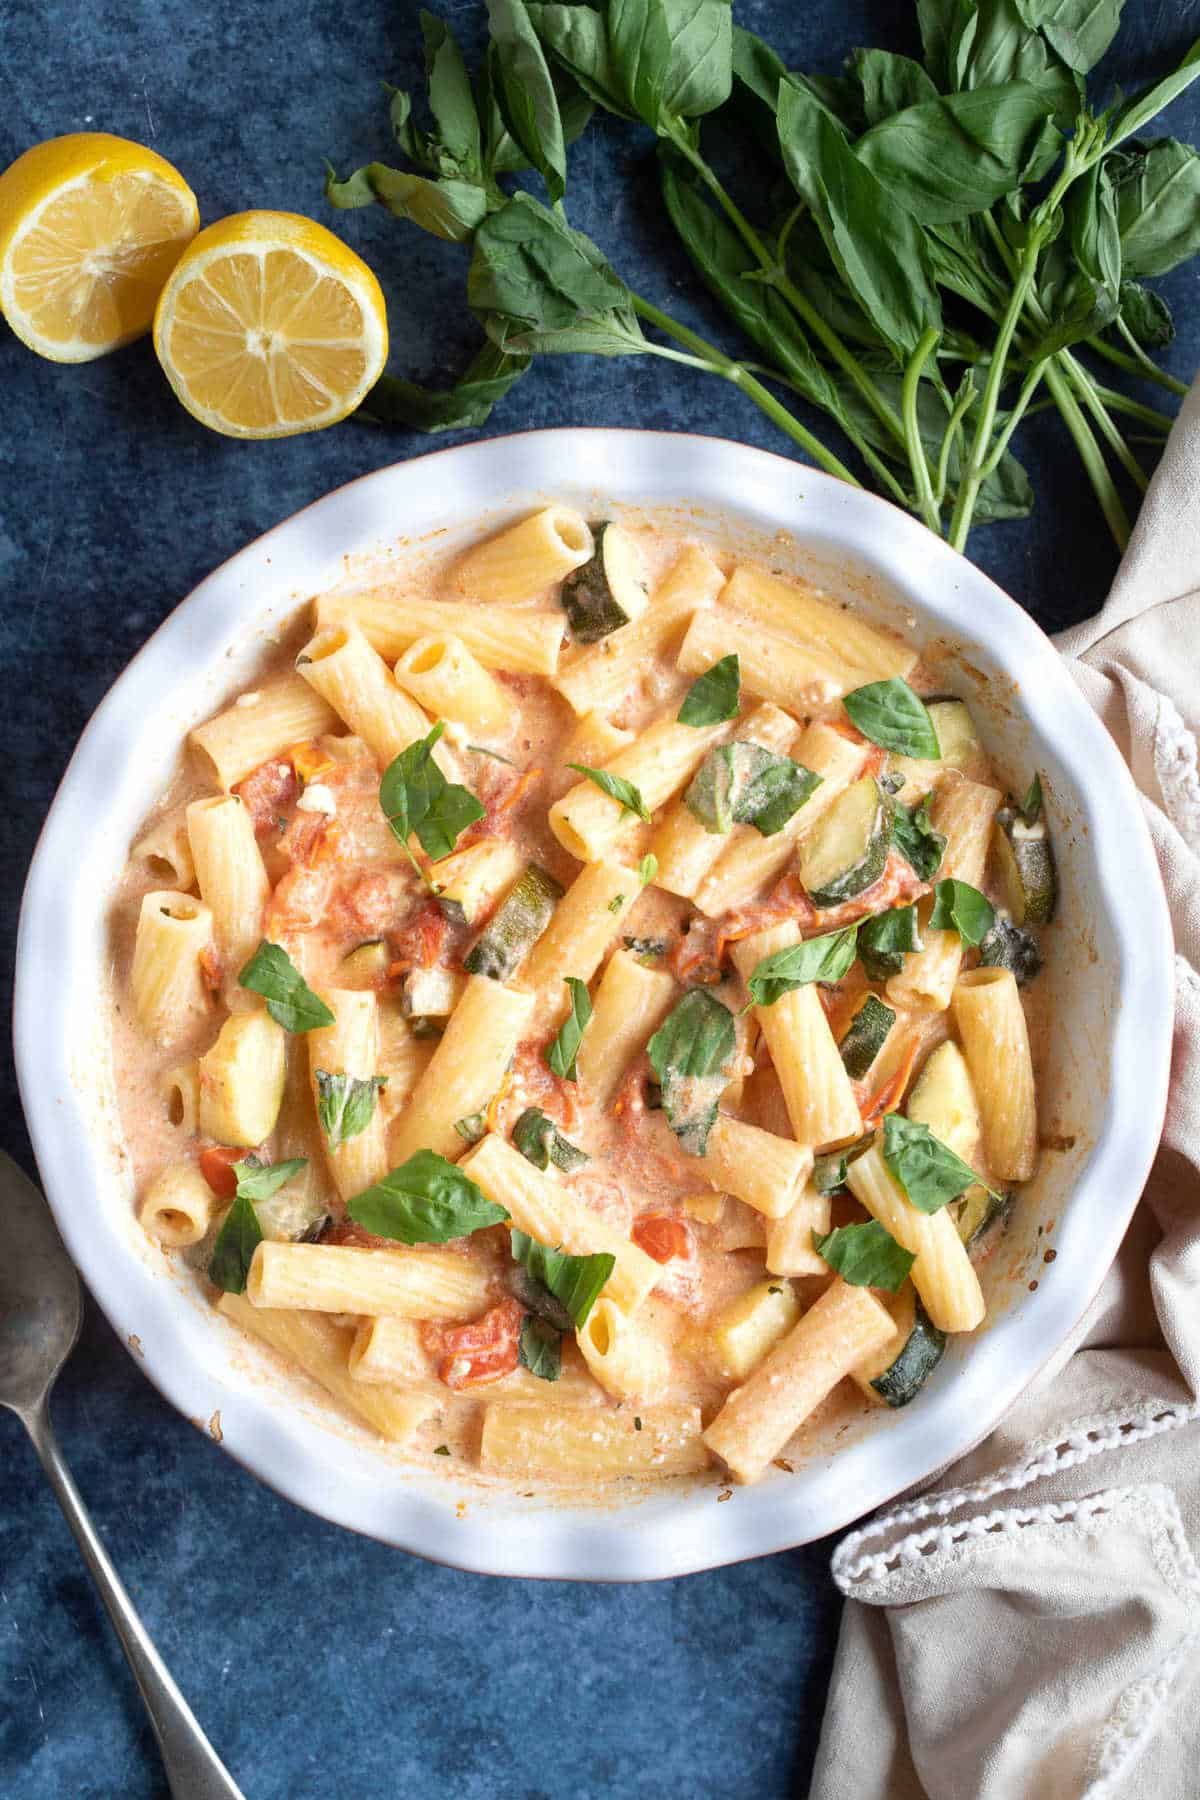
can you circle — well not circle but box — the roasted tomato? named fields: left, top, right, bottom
left=631, top=1211, right=690, bottom=1264
left=234, top=757, right=299, bottom=834
left=198, top=943, right=224, bottom=994
left=422, top=1296, right=523, bottom=1391
left=198, top=1145, right=245, bottom=1199
left=391, top=899, right=451, bottom=972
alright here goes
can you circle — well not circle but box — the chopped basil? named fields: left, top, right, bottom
left=812, top=1220, right=915, bottom=1291
left=882, top=1113, right=1000, bottom=1215
left=565, top=762, right=650, bottom=822
left=433, top=1443, right=451, bottom=1456
left=467, top=743, right=518, bottom=766
left=208, top=1195, right=263, bottom=1294
left=518, top=1314, right=562, bottom=1381
left=843, top=678, right=941, bottom=759
left=685, top=743, right=820, bottom=837
left=1018, top=771, right=1044, bottom=826
left=379, top=722, right=485, bottom=868
left=745, top=925, right=859, bottom=1007
left=857, top=904, right=922, bottom=981
left=510, top=1229, right=613, bottom=1327
left=509, top=1260, right=575, bottom=1332
left=231, top=1156, right=308, bottom=1201
left=348, top=1150, right=508, bottom=1243
left=928, top=878, right=995, bottom=945
left=638, top=853, right=658, bottom=886
left=453, top=1110, right=489, bottom=1145
left=607, top=893, right=625, bottom=913
left=812, top=1134, right=874, bottom=1195
left=646, top=988, right=736, bottom=1156
left=677, top=653, right=741, bottom=725
left=238, top=941, right=335, bottom=1033
left=546, top=977, right=592, bottom=1080
left=624, top=935, right=667, bottom=960
left=314, top=1071, right=387, bottom=1151
left=512, top=1106, right=589, bottom=1172
left=892, top=793, right=946, bottom=880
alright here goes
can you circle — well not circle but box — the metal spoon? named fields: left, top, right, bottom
left=0, top=1150, right=245, bottom=1800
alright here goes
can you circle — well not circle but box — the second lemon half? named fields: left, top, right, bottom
left=153, top=211, right=388, bottom=439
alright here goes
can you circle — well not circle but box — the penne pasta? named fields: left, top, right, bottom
left=576, top=948, right=677, bottom=1108
left=186, top=794, right=269, bottom=982
left=307, top=988, right=390, bottom=1201
left=517, top=858, right=640, bottom=1024
left=886, top=776, right=1003, bottom=1011
left=677, top=607, right=854, bottom=714
left=765, top=1184, right=832, bottom=1277
left=132, top=809, right=195, bottom=891
left=387, top=977, right=535, bottom=1164
left=686, top=1114, right=813, bottom=1220
left=952, top=968, right=1037, bottom=1180
left=190, top=674, right=339, bottom=789
left=480, top=1402, right=708, bottom=1482
left=130, top=889, right=214, bottom=1045
left=846, top=1145, right=985, bottom=1333
left=315, top=588, right=566, bottom=675
left=650, top=702, right=799, bottom=900
left=719, top=565, right=918, bottom=682
left=549, top=719, right=728, bottom=863
left=295, top=622, right=432, bottom=769
left=139, top=1161, right=215, bottom=1247
left=392, top=634, right=516, bottom=735
left=731, top=925, right=862, bottom=1148
left=575, top=1299, right=670, bottom=1402
left=454, top=506, right=593, bottom=602
left=247, top=1241, right=493, bottom=1319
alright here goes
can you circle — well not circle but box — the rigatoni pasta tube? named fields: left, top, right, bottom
left=952, top=968, right=1038, bottom=1181
left=314, top=590, right=565, bottom=675
left=295, top=622, right=431, bottom=769
left=392, top=634, right=515, bottom=735
left=686, top=1115, right=813, bottom=1220
left=375, top=1002, right=436, bottom=1123
left=703, top=1279, right=897, bottom=1484
left=387, top=977, right=535, bottom=1164
left=218, top=1293, right=439, bottom=1444
left=557, top=710, right=634, bottom=781
left=719, top=565, right=917, bottom=682
left=480, top=1402, right=708, bottom=1482
left=846, top=1145, right=985, bottom=1333
left=190, top=674, right=338, bottom=789
left=731, top=925, right=862, bottom=1148
left=307, top=988, right=389, bottom=1201
left=454, top=506, right=593, bottom=602
left=139, top=1161, right=215, bottom=1247
left=246, top=1242, right=493, bottom=1319
left=576, top=1300, right=669, bottom=1402
left=678, top=607, right=854, bottom=713
left=160, top=1061, right=200, bottom=1135
left=130, top=890, right=214, bottom=1045
left=576, top=948, right=676, bottom=1108
left=549, top=719, right=727, bottom=862
left=133, top=809, right=194, bottom=890
left=461, top=1133, right=661, bottom=1315
left=197, top=1008, right=287, bottom=1146
left=555, top=543, right=724, bottom=716
left=695, top=721, right=870, bottom=917
left=766, top=1185, right=831, bottom=1277
left=186, top=795, right=269, bottom=979
left=650, top=702, right=798, bottom=900
left=886, top=776, right=1002, bottom=1011
left=518, top=859, right=639, bottom=1023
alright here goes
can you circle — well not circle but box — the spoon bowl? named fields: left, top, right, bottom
left=0, top=1152, right=82, bottom=1417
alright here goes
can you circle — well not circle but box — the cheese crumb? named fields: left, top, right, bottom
left=235, top=691, right=262, bottom=709
left=296, top=783, right=337, bottom=816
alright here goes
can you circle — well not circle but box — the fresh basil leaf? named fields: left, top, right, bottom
left=1118, top=279, right=1174, bottom=348
left=849, top=48, right=938, bottom=126
left=844, top=679, right=941, bottom=758
left=856, top=84, right=1061, bottom=225
left=232, top=1157, right=308, bottom=1203
left=646, top=988, right=736, bottom=1155
left=883, top=1112, right=998, bottom=1215
left=314, top=1072, right=386, bottom=1152
left=1111, top=138, right=1200, bottom=278
left=746, top=925, right=859, bottom=1006
left=528, top=2, right=638, bottom=117
left=469, top=193, right=645, bottom=358
left=357, top=343, right=530, bottom=433
left=324, top=163, right=489, bottom=242
left=422, top=11, right=484, bottom=172
left=624, top=934, right=668, bottom=959
left=928, top=879, right=996, bottom=945
left=892, top=794, right=947, bottom=880
left=239, top=942, right=336, bottom=1033
left=380, top=723, right=485, bottom=865
left=639, top=854, right=658, bottom=886
left=609, top=0, right=733, bottom=127
left=1013, top=0, right=1123, bottom=76
left=454, top=1111, right=489, bottom=1146
left=348, top=1151, right=509, bottom=1243
left=947, top=0, right=1078, bottom=122
left=1069, top=159, right=1121, bottom=297
left=745, top=756, right=822, bottom=836
left=812, top=1220, right=915, bottom=1291
left=546, top=977, right=592, bottom=1080
left=685, top=743, right=819, bottom=837
left=510, top=1229, right=613, bottom=1326
left=678, top=653, right=740, bottom=725
left=857, top=904, right=922, bottom=981
left=208, top=1194, right=263, bottom=1294
left=566, top=762, right=651, bottom=821
left=513, top=1106, right=589, bottom=1172
left=486, top=0, right=568, bottom=201
left=812, top=1134, right=875, bottom=1195
left=518, top=1313, right=563, bottom=1380
left=467, top=742, right=520, bottom=766
left=1018, top=771, right=1044, bottom=826
left=1107, top=39, right=1200, bottom=154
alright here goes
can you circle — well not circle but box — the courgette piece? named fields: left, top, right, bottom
left=559, top=522, right=649, bottom=642
left=254, top=1170, right=331, bottom=1245
left=906, top=1042, right=980, bottom=1164
left=408, top=1016, right=444, bottom=1040
left=812, top=1132, right=875, bottom=1195
left=399, top=966, right=467, bottom=1018
left=436, top=839, right=525, bottom=928
left=512, top=1106, right=590, bottom=1173
left=463, top=863, right=563, bottom=979
left=798, top=776, right=893, bottom=907
left=852, top=1285, right=946, bottom=1409
left=338, top=940, right=390, bottom=989
left=955, top=1186, right=1012, bottom=1255
left=992, top=812, right=1057, bottom=926
left=887, top=698, right=984, bottom=797
left=979, top=917, right=1043, bottom=986
left=839, top=995, right=896, bottom=1080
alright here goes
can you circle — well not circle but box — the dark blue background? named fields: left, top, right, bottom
left=3, top=4, right=1198, bottom=1795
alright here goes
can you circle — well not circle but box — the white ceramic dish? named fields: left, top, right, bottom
left=15, top=429, right=1173, bottom=1580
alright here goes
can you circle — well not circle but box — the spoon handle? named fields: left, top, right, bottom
left=26, top=1402, right=246, bottom=1800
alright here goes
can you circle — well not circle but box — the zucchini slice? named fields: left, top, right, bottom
left=992, top=812, right=1057, bottom=926
left=906, top=1041, right=981, bottom=1164
left=253, top=1168, right=331, bottom=1245
left=853, top=1285, right=946, bottom=1409
left=559, top=522, right=649, bottom=642
left=887, top=698, right=984, bottom=797
left=399, top=966, right=466, bottom=1018
left=839, top=994, right=896, bottom=1080
left=979, top=917, right=1043, bottom=986
left=955, top=1185, right=1012, bottom=1255
left=462, top=863, right=563, bottom=980
left=436, top=839, right=525, bottom=928
left=798, top=776, right=893, bottom=907
left=338, top=940, right=390, bottom=989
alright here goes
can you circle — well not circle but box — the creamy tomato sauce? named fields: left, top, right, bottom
left=107, top=510, right=1051, bottom=1487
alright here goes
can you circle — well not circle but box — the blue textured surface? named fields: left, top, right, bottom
left=2, top=3, right=1199, bottom=1796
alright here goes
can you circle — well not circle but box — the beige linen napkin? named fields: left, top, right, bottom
left=810, top=383, right=1200, bottom=1800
